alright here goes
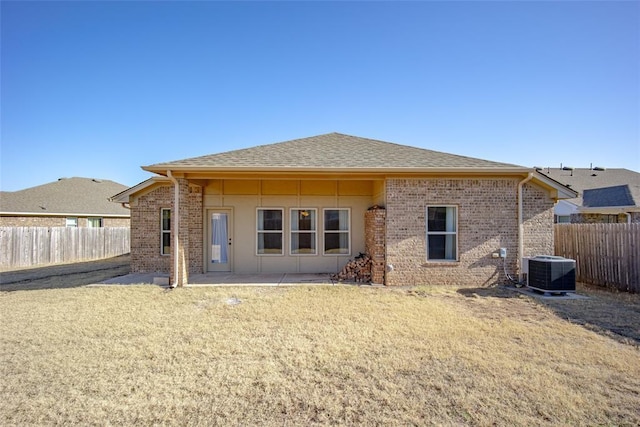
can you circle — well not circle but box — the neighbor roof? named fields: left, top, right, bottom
left=144, top=132, right=525, bottom=173
left=538, top=168, right=640, bottom=209
left=0, top=177, right=130, bottom=216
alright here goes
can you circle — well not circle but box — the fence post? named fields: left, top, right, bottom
left=0, top=227, right=130, bottom=269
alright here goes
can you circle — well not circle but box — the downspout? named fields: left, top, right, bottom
left=623, top=212, right=631, bottom=224
left=167, top=170, right=180, bottom=288
left=517, top=173, right=535, bottom=281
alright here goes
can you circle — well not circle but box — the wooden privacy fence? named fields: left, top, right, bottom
left=0, top=227, right=130, bottom=269
left=555, top=223, right=639, bottom=292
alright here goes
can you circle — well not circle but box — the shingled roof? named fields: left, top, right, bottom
left=0, top=177, right=130, bottom=216
left=143, top=133, right=524, bottom=173
left=538, top=168, right=640, bottom=208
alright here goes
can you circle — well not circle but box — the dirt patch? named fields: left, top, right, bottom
left=452, top=284, right=640, bottom=347
left=0, top=255, right=130, bottom=291
left=538, top=283, right=640, bottom=346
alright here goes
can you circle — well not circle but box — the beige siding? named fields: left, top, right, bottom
left=202, top=179, right=373, bottom=274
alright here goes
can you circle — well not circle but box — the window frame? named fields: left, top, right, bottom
left=322, top=208, right=351, bottom=256
left=87, top=217, right=103, bottom=228
left=65, top=217, right=78, bottom=228
left=160, top=208, right=171, bottom=256
left=256, top=208, right=285, bottom=256
left=290, top=208, right=318, bottom=256
left=426, top=205, right=458, bottom=262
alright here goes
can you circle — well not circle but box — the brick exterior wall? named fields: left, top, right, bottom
left=188, top=185, right=203, bottom=273
left=0, top=216, right=66, bottom=227
left=130, top=185, right=173, bottom=273
left=0, top=216, right=129, bottom=227
left=364, top=207, right=386, bottom=285
left=522, top=183, right=555, bottom=257
left=130, top=182, right=202, bottom=281
left=385, top=178, right=554, bottom=286
left=570, top=213, right=637, bottom=224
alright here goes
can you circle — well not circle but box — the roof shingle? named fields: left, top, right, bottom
left=144, top=133, right=523, bottom=172
left=0, top=177, right=130, bottom=216
left=538, top=168, right=640, bottom=208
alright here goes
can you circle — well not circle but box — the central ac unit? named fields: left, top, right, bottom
left=527, top=256, right=576, bottom=294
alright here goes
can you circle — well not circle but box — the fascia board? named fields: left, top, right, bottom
left=110, top=176, right=171, bottom=203
left=0, top=212, right=130, bottom=217
left=143, top=165, right=532, bottom=175
left=577, top=206, right=640, bottom=214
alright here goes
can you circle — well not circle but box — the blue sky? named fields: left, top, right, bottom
left=1, top=1, right=638, bottom=191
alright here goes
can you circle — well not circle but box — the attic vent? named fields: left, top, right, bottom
left=593, top=166, right=606, bottom=171
left=58, top=177, right=67, bottom=181
left=92, top=179, right=102, bottom=183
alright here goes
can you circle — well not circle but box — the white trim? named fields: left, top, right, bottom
left=426, top=205, right=459, bottom=262
left=109, top=176, right=171, bottom=203
left=289, top=208, right=318, bottom=256
left=256, top=207, right=285, bottom=256
left=322, top=208, right=351, bottom=256
left=0, top=212, right=130, bottom=218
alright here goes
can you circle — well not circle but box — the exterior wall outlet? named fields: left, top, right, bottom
left=499, top=248, right=507, bottom=258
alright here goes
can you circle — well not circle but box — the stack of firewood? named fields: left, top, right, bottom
left=331, top=253, right=372, bottom=283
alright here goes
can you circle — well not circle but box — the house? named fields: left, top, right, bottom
left=111, top=133, right=576, bottom=286
left=538, top=168, right=640, bottom=224
left=0, top=177, right=130, bottom=227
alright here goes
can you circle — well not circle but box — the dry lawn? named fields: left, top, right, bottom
left=1, top=284, right=639, bottom=426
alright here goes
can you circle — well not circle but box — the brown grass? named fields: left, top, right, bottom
left=0, top=255, right=130, bottom=291
left=1, top=285, right=639, bottom=425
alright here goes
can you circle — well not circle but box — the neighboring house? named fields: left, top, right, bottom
left=0, top=177, right=130, bottom=227
left=538, top=168, right=640, bottom=224
left=111, top=133, right=576, bottom=286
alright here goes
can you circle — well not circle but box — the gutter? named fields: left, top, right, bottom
left=517, top=173, right=535, bottom=281
left=167, top=170, right=180, bottom=288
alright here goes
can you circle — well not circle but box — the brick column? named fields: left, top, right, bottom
left=170, top=178, right=190, bottom=286
left=365, top=207, right=386, bottom=285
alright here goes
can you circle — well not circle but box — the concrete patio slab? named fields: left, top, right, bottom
left=511, top=286, right=589, bottom=300
left=93, top=272, right=341, bottom=287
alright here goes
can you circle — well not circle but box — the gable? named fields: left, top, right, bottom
left=143, top=133, right=524, bottom=173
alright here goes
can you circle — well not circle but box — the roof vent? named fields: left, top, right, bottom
left=562, top=166, right=574, bottom=176
left=534, top=166, right=543, bottom=171
left=92, top=179, right=102, bottom=183
left=593, top=166, right=606, bottom=171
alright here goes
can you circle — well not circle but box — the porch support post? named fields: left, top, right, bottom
left=168, top=173, right=190, bottom=287
left=365, top=206, right=386, bottom=285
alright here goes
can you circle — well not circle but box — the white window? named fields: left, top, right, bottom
left=323, top=208, right=350, bottom=255
left=290, top=209, right=317, bottom=255
left=257, top=208, right=283, bottom=255
left=556, top=215, right=571, bottom=224
left=161, top=208, right=171, bottom=256
left=426, top=206, right=457, bottom=261
left=65, top=217, right=78, bottom=228
left=87, top=217, right=103, bottom=228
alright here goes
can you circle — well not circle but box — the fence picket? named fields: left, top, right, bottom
left=555, top=223, right=639, bottom=293
left=0, top=227, right=130, bottom=269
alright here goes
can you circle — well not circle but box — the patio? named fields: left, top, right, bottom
left=97, top=272, right=358, bottom=287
